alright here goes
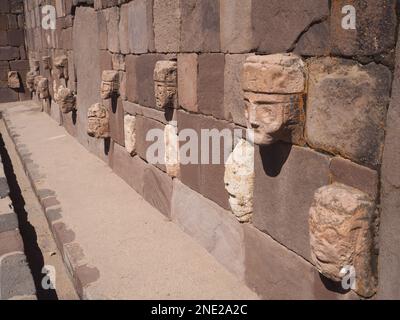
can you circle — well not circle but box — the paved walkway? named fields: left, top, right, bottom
left=1, top=101, right=257, bottom=300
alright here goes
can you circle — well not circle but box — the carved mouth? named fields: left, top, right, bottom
left=250, top=123, right=260, bottom=129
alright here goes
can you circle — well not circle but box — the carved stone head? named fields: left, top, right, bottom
left=53, top=55, right=68, bottom=80
left=8, top=71, right=21, bottom=89
left=241, top=54, right=306, bottom=146
left=26, top=71, right=37, bottom=92
left=42, top=56, right=52, bottom=70
left=100, top=70, right=119, bottom=100
left=31, top=59, right=40, bottom=72
left=224, top=139, right=255, bottom=223
left=154, top=61, right=178, bottom=109
left=87, top=103, right=110, bottom=139
left=56, top=86, right=76, bottom=113
left=309, top=183, right=377, bottom=298
left=36, top=76, right=49, bottom=99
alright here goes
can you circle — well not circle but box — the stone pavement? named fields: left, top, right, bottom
left=1, top=101, right=258, bottom=300
left=0, top=140, right=36, bottom=300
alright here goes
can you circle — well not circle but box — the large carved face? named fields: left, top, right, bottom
left=100, top=70, right=119, bottom=100
left=224, top=139, right=255, bottom=223
left=87, top=103, right=110, bottom=139
left=37, top=77, right=49, bottom=99
left=56, top=86, right=76, bottom=113
left=244, top=93, right=286, bottom=145
left=154, top=61, right=177, bottom=109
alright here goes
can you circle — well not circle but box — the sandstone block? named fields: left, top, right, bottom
left=330, top=157, right=379, bottom=199
left=253, top=144, right=331, bottom=261
left=111, top=143, right=146, bottom=194
left=310, top=183, right=377, bottom=297
left=220, top=0, right=253, bottom=53
left=154, top=0, right=180, bottom=53
left=172, top=179, right=245, bottom=279
left=128, top=0, right=154, bottom=54
left=252, top=0, right=329, bottom=53
left=306, top=57, right=391, bottom=168
left=224, top=54, right=251, bottom=126
left=124, top=114, right=136, bottom=156
left=198, top=53, right=225, bottom=119
left=106, top=97, right=125, bottom=146
left=244, top=224, right=357, bottom=299
left=331, top=0, right=397, bottom=56
left=143, top=165, right=173, bottom=217
left=177, top=53, right=198, bottom=112
left=180, top=0, right=220, bottom=52
left=164, top=124, right=180, bottom=178
left=0, top=46, right=20, bottom=60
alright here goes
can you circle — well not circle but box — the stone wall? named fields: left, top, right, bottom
left=0, top=0, right=29, bottom=103
left=20, top=0, right=400, bottom=299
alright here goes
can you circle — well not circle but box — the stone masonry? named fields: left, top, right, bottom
left=0, top=0, right=397, bottom=300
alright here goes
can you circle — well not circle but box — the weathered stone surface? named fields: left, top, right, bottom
left=224, top=54, right=251, bottom=126
left=111, top=143, right=146, bottom=194
left=143, top=164, right=173, bottom=218
left=104, top=7, right=120, bottom=53
left=125, top=55, right=138, bottom=103
left=177, top=53, right=198, bottom=112
left=378, top=31, right=400, bottom=300
left=107, top=96, right=125, bottom=146
left=127, top=0, right=154, bottom=54
left=42, top=56, right=52, bottom=70
left=294, top=19, right=330, bottom=56
left=198, top=53, right=225, bottom=119
left=224, top=139, right=254, bottom=223
left=7, top=71, right=20, bottom=89
left=112, top=54, right=125, bottom=71
left=310, top=183, right=377, bottom=298
left=220, top=0, right=253, bottom=53
left=55, top=85, right=76, bottom=113
left=135, top=115, right=166, bottom=172
left=36, top=76, right=49, bottom=99
left=118, top=3, right=129, bottom=54
left=6, top=29, right=24, bottom=46
left=331, top=0, right=397, bottom=56
left=244, top=224, right=357, bottom=300
left=123, top=100, right=177, bottom=125
left=180, top=0, right=220, bottom=52
left=124, top=114, right=136, bottom=156
left=0, top=87, right=18, bottom=102
left=172, top=180, right=245, bottom=279
left=177, top=110, right=233, bottom=210
left=73, top=7, right=106, bottom=161
left=154, top=0, right=180, bottom=53
left=164, top=124, right=180, bottom=178
left=252, top=0, right=329, bottom=53
left=242, top=54, right=307, bottom=94
left=253, top=144, right=330, bottom=261
left=134, top=54, right=168, bottom=108
left=87, top=103, right=110, bottom=139
left=154, top=60, right=177, bottom=109
left=306, top=57, right=391, bottom=168
left=330, top=157, right=379, bottom=200
left=100, top=70, right=119, bottom=100
left=0, top=46, right=19, bottom=60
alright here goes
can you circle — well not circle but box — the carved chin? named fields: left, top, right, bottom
left=251, top=130, right=277, bottom=146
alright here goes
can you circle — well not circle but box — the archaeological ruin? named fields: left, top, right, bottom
left=1, top=0, right=400, bottom=302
